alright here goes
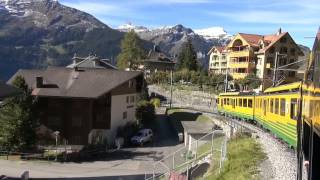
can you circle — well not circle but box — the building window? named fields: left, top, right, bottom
left=130, top=96, right=135, bottom=103
left=290, top=48, right=296, bottom=55
left=126, top=96, right=129, bottom=103
left=72, top=116, right=82, bottom=127
left=123, top=112, right=127, bottom=119
left=280, top=47, right=288, bottom=54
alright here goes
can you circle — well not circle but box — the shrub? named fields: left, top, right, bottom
left=135, top=100, right=156, bottom=126
left=116, top=122, right=140, bottom=145
left=150, top=98, right=161, bottom=108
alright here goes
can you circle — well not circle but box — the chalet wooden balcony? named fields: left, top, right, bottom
left=229, top=50, right=252, bottom=58
left=229, top=62, right=255, bottom=69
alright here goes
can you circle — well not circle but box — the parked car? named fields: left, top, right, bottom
left=131, top=129, right=153, bottom=146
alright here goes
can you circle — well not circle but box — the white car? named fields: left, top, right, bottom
left=131, top=129, right=153, bottom=146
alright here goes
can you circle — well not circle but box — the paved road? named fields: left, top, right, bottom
left=0, top=107, right=183, bottom=179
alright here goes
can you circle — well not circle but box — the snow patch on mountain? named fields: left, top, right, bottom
left=195, top=27, right=232, bottom=40
left=118, top=23, right=148, bottom=33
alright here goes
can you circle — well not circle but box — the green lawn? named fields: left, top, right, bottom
left=204, top=135, right=266, bottom=180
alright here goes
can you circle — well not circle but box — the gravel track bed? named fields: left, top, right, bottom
left=229, top=119, right=297, bottom=180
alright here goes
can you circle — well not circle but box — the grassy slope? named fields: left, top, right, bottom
left=205, top=136, right=266, bottom=180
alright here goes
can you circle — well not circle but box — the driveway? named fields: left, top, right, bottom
left=0, top=107, right=183, bottom=179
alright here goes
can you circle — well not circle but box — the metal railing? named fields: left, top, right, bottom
left=145, top=130, right=227, bottom=180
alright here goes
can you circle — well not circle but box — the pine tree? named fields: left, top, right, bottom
left=0, top=76, right=38, bottom=151
left=177, top=39, right=198, bottom=71
left=117, top=30, right=145, bottom=70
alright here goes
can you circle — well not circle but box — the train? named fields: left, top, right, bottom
left=217, top=28, right=320, bottom=180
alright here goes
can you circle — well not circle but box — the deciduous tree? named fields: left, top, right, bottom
left=117, top=30, right=145, bottom=70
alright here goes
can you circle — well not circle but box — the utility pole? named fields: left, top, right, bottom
left=169, top=70, right=173, bottom=109
left=224, top=68, right=228, bottom=92
left=272, top=52, right=278, bottom=87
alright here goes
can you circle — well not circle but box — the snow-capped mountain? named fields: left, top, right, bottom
left=118, top=23, right=231, bottom=41
left=118, top=23, right=231, bottom=67
left=118, top=23, right=148, bottom=33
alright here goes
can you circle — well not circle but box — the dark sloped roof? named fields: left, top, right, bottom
left=67, top=56, right=117, bottom=70
left=9, top=67, right=142, bottom=98
left=0, top=82, right=21, bottom=99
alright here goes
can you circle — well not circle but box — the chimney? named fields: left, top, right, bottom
left=36, top=77, right=43, bottom=88
left=277, top=28, right=282, bottom=35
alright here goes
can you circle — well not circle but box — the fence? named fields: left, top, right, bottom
left=145, top=130, right=227, bottom=180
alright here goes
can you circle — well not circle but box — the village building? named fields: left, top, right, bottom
left=141, top=46, right=176, bottom=77
left=8, top=67, right=143, bottom=146
left=207, top=46, right=228, bottom=75
left=227, top=29, right=304, bottom=90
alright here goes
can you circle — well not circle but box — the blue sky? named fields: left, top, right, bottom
left=60, top=0, right=320, bottom=48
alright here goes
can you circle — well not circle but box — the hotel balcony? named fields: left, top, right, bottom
left=229, top=61, right=255, bottom=69
left=229, top=50, right=253, bottom=58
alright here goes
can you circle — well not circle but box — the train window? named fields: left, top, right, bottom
left=270, top=99, right=274, bottom=113
left=290, top=98, right=298, bottom=120
left=275, top=99, right=279, bottom=114
left=280, top=98, right=286, bottom=116
left=248, top=99, right=253, bottom=108
left=239, top=99, right=243, bottom=107
left=243, top=99, right=248, bottom=107
left=260, top=99, right=262, bottom=109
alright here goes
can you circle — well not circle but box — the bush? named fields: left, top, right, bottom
left=135, top=100, right=156, bottom=126
left=150, top=98, right=161, bottom=108
left=116, top=122, right=140, bottom=145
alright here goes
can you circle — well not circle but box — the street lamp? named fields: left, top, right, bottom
left=53, top=131, right=60, bottom=161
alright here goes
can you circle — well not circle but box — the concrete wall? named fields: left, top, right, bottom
left=105, top=93, right=138, bottom=145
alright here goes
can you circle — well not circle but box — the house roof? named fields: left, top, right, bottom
left=238, top=33, right=264, bottom=47
left=207, top=46, right=226, bottom=55
left=8, top=67, right=142, bottom=99
left=0, top=82, right=21, bottom=99
left=145, top=46, right=175, bottom=63
left=67, top=56, right=117, bottom=70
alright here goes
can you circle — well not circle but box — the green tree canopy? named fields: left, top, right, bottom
left=177, top=39, right=198, bottom=71
left=0, top=76, right=38, bottom=151
left=117, top=30, right=145, bottom=70
left=235, top=73, right=261, bottom=91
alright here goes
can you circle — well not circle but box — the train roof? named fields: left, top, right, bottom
left=219, top=92, right=254, bottom=96
left=263, top=82, right=301, bottom=93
